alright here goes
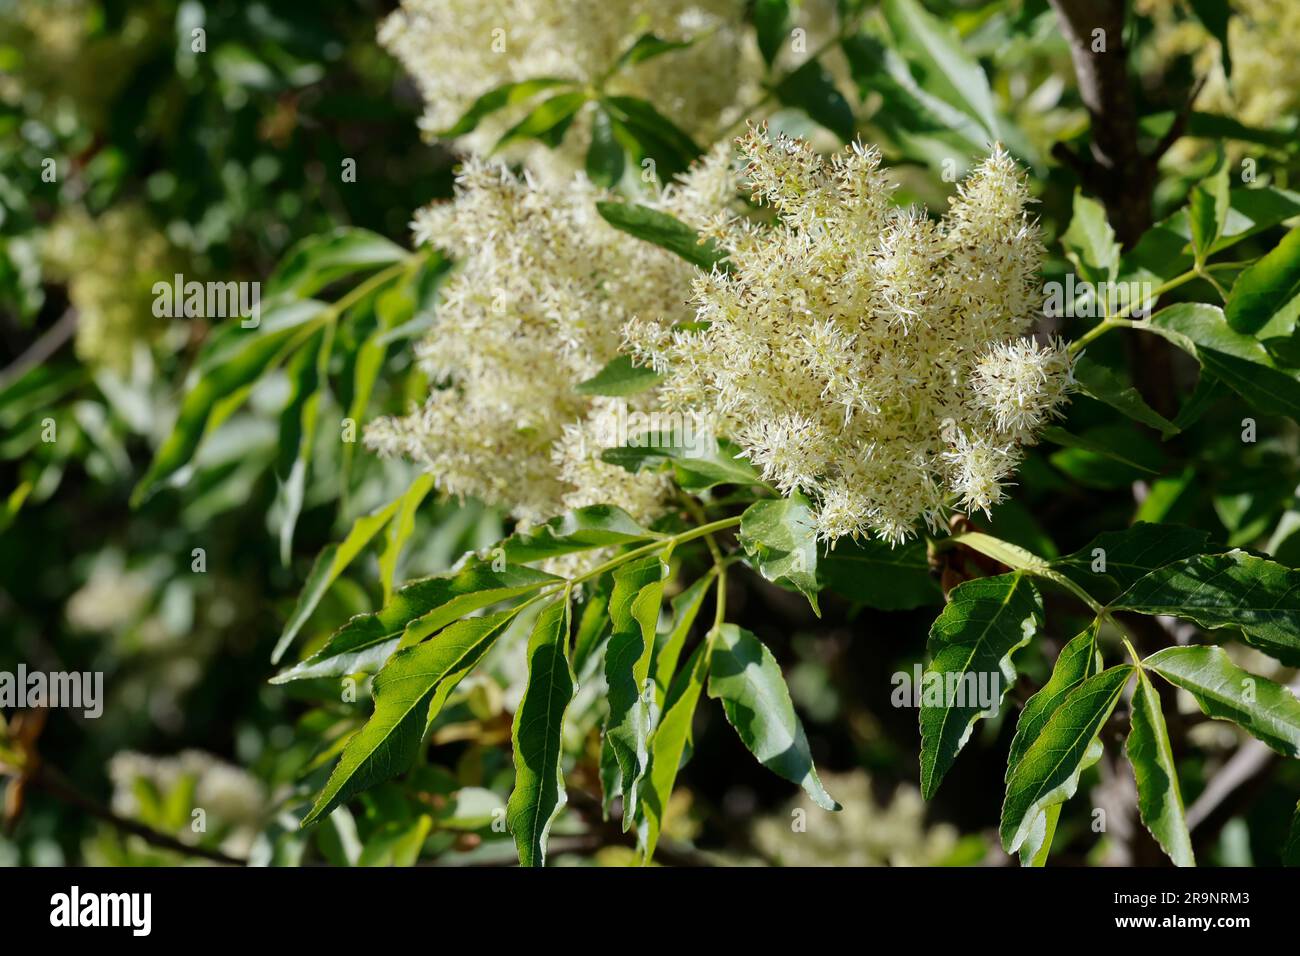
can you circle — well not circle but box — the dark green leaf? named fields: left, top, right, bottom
left=600, top=96, right=702, bottom=181
left=739, top=496, right=820, bottom=613
left=507, top=599, right=576, bottom=867
left=595, top=200, right=729, bottom=271
left=585, top=107, right=626, bottom=189
left=1188, top=157, right=1230, bottom=263
left=818, top=535, right=940, bottom=610
left=774, top=59, right=856, bottom=142
left=708, top=624, right=840, bottom=811
left=1049, top=523, right=1216, bottom=605
left=920, top=572, right=1042, bottom=798
left=611, top=33, right=696, bottom=71
left=754, top=0, right=791, bottom=66
left=1074, top=355, right=1179, bottom=438
left=1112, top=549, right=1300, bottom=658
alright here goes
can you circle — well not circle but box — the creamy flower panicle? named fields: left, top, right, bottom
left=365, top=150, right=740, bottom=528
left=626, top=130, right=1075, bottom=545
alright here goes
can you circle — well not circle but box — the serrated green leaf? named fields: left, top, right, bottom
left=708, top=624, right=840, bottom=811
left=817, top=535, right=941, bottom=610
left=1000, top=665, right=1134, bottom=854
left=1112, top=549, right=1300, bottom=658
left=640, top=640, right=709, bottom=864
left=739, top=496, right=820, bottom=614
left=1226, top=226, right=1300, bottom=336
left=507, top=598, right=576, bottom=867
left=1144, top=302, right=1300, bottom=422
left=301, top=611, right=519, bottom=826
left=1128, top=666, right=1195, bottom=866
left=575, top=355, right=662, bottom=397
left=920, top=572, right=1042, bottom=799
left=595, top=200, right=729, bottom=272
left=1007, top=623, right=1101, bottom=778
left=603, top=555, right=668, bottom=828
left=271, top=475, right=436, bottom=665
left=651, top=572, right=714, bottom=704
left=881, top=0, right=998, bottom=139
left=438, top=78, right=573, bottom=137
left=500, top=504, right=660, bottom=564
left=1049, top=523, right=1216, bottom=605
left=1144, top=645, right=1300, bottom=756
left=271, top=556, right=558, bottom=684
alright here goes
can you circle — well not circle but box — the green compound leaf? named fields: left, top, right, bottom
left=920, top=572, right=1042, bottom=799
left=708, top=624, right=839, bottom=811
left=1006, top=623, right=1101, bottom=779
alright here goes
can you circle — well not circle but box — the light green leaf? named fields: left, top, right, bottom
left=708, top=624, right=840, bottom=811
left=920, top=572, right=1042, bottom=799
left=1188, top=157, right=1231, bottom=264
left=739, top=496, right=820, bottom=614
left=640, top=640, right=709, bottom=864
left=377, top=473, right=435, bottom=603
left=595, top=201, right=730, bottom=272
left=132, top=313, right=324, bottom=506
left=1144, top=645, right=1300, bottom=756
left=271, top=476, right=435, bottom=665
left=1062, top=191, right=1120, bottom=285
left=611, top=33, right=696, bottom=72
left=575, top=355, right=662, bottom=397
left=500, top=504, right=660, bottom=564
left=1112, top=549, right=1300, bottom=658
left=1226, top=225, right=1300, bottom=336
left=507, top=598, right=576, bottom=867
left=651, top=572, right=715, bottom=704
left=603, top=554, right=668, bottom=827
left=1000, top=665, right=1134, bottom=854
left=271, top=556, right=558, bottom=684
left=1007, top=623, right=1101, bottom=778
left=266, top=228, right=406, bottom=301
left=274, top=324, right=331, bottom=564
left=438, top=78, right=573, bottom=137
left=882, top=0, right=999, bottom=139
left=493, top=90, right=589, bottom=150
left=301, top=611, right=519, bottom=826
left=1128, top=666, right=1195, bottom=866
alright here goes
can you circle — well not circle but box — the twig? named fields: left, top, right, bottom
left=0, top=309, right=77, bottom=392
left=28, top=764, right=248, bottom=866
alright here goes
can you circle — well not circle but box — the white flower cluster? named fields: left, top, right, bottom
left=365, top=151, right=739, bottom=527
left=627, top=130, right=1074, bottom=544
left=377, top=0, right=757, bottom=178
